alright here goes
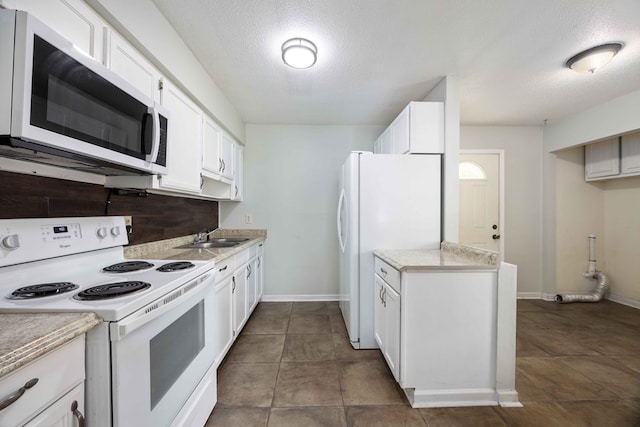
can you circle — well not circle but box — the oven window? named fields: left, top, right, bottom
left=149, top=301, right=205, bottom=409
left=30, top=35, right=148, bottom=159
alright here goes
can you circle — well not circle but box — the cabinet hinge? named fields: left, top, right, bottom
left=158, top=78, right=164, bottom=91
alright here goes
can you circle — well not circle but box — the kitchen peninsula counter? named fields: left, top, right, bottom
left=0, top=312, right=101, bottom=378
left=373, top=241, right=499, bottom=271
left=124, top=229, right=267, bottom=262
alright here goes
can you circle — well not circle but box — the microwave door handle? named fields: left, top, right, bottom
left=145, top=105, right=161, bottom=163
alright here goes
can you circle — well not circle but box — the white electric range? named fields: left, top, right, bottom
left=0, top=216, right=218, bottom=427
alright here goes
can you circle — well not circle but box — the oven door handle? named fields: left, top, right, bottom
left=110, top=272, right=213, bottom=341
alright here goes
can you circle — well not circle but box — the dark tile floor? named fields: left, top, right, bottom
left=206, top=299, right=640, bottom=426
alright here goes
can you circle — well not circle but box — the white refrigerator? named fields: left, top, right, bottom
left=337, top=152, right=441, bottom=349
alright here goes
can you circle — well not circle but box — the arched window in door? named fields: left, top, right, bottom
left=459, top=161, right=487, bottom=180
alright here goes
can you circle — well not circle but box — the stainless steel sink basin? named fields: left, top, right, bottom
left=208, top=238, right=250, bottom=243
left=174, top=237, right=250, bottom=250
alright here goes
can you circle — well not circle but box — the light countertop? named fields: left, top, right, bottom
left=0, top=312, right=102, bottom=379
left=124, top=229, right=267, bottom=262
left=374, top=241, right=499, bottom=272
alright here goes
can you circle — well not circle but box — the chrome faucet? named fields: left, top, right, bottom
left=195, top=228, right=216, bottom=243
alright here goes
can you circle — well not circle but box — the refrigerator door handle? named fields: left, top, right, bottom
left=337, top=189, right=347, bottom=253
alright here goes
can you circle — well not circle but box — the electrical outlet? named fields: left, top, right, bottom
left=245, top=214, right=253, bottom=224
left=124, top=216, right=133, bottom=233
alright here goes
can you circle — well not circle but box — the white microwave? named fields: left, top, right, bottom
left=0, top=10, right=168, bottom=176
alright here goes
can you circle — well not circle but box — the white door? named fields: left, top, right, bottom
left=459, top=153, right=500, bottom=252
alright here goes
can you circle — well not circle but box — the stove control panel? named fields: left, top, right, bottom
left=0, top=216, right=128, bottom=267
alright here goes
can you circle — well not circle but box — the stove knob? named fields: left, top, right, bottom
left=1, top=234, right=21, bottom=250
left=110, top=226, right=121, bottom=237
left=96, top=227, right=108, bottom=239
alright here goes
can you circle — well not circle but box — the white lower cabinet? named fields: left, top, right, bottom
left=0, top=336, right=86, bottom=427
left=373, top=255, right=503, bottom=408
left=374, top=273, right=400, bottom=381
left=212, top=259, right=234, bottom=367
left=232, top=265, right=248, bottom=336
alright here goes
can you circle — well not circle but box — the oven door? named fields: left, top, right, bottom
left=109, top=271, right=216, bottom=427
left=9, top=11, right=167, bottom=174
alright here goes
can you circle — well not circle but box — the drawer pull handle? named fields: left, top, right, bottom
left=380, top=267, right=388, bottom=275
left=0, top=378, right=38, bottom=410
left=218, top=265, right=228, bottom=272
left=71, top=400, right=85, bottom=427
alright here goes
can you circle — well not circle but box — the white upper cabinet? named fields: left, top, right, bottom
left=585, top=137, right=620, bottom=181
left=376, top=101, right=444, bottom=154
left=103, top=28, right=161, bottom=102
left=231, top=143, right=244, bottom=201
left=1, top=0, right=105, bottom=61
left=621, top=132, right=640, bottom=176
left=158, top=79, right=203, bottom=193
left=220, top=132, right=235, bottom=182
left=202, top=117, right=224, bottom=179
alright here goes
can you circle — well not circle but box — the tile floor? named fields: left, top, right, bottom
left=206, top=299, right=640, bottom=426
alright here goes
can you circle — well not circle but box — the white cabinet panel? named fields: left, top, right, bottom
left=232, top=267, right=248, bottom=336
left=212, top=275, right=233, bottom=367
left=231, top=143, right=244, bottom=201
left=621, top=132, right=640, bottom=176
left=585, top=138, right=620, bottom=180
left=202, top=117, right=223, bottom=178
left=159, top=79, right=203, bottom=193
left=104, top=29, right=161, bottom=102
left=375, top=102, right=444, bottom=154
left=1, top=0, right=105, bottom=60
left=383, top=283, right=400, bottom=382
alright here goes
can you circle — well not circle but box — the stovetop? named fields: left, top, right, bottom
left=0, top=217, right=214, bottom=321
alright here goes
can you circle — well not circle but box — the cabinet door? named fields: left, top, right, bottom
left=585, top=138, right=620, bottom=180
left=2, top=0, right=105, bottom=61
left=202, top=117, right=223, bottom=178
left=220, top=133, right=235, bottom=182
left=159, top=79, right=203, bottom=193
left=104, top=29, right=161, bottom=102
left=245, top=260, right=257, bottom=315
left=621, top=132, right=640, bottom=176
left=380, top=128, right=393, bottom=154
left=231, top=144, right=244, bottom=201
left=392, top=106, right=410, bottom=154
left=212, top=276, right=233, bottom=367
left=232, top=269, right=248, bottom=336
left=383, top=283, right=401, bottom=382
left=374, top=275, right=386, bottom=350
left=23, top=383, right=84, bottom=427
left=256, top=247, right=264, bottom=301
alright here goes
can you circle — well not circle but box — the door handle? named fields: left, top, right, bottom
left=492, top=234, right=501, bottom=240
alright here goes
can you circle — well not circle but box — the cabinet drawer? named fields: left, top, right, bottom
left=0, top=336, right=84, bottom=427
left=215, top=255, right=236, bottom=282
left=374, top=257, right=400, bottom=292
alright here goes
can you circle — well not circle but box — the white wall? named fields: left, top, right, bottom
left=604, top=176, right=640, bottom=303
left=220, top=124, right=382, bottom=299
left=554, top=147, right=605, bottom=295
left=460, top=126, right=543, bottom=296
left=424, top=76, right=460, bottom=242
left=543, top=89, right=640, bottom=305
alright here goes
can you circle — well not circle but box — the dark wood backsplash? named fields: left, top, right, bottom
left=0, top=171, right=218, bottom=245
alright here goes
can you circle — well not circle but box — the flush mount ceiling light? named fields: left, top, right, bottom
left=281, top=38, right=317, bottom=69
left=565, top=43, right=623, bottom=74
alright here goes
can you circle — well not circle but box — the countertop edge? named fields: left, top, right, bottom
left=0, top=312, right=102, bottom=378
left=373, top=243, right=499, bottom=272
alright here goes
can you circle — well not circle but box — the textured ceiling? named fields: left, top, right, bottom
left=151, top=0, right=640, bottom=127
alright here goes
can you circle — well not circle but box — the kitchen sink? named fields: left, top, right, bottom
left=174, top=237, right=250, bottom=250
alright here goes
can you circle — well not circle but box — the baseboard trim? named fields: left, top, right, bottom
left=497, top=390, right=522, bottom=407
left=403, top=388, right=498, bottom=408
left=261, top=294, right=340, bottom=302
left=607, top=293, right=640, bottom=309
left=517, top=292, right=543, bottom=299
